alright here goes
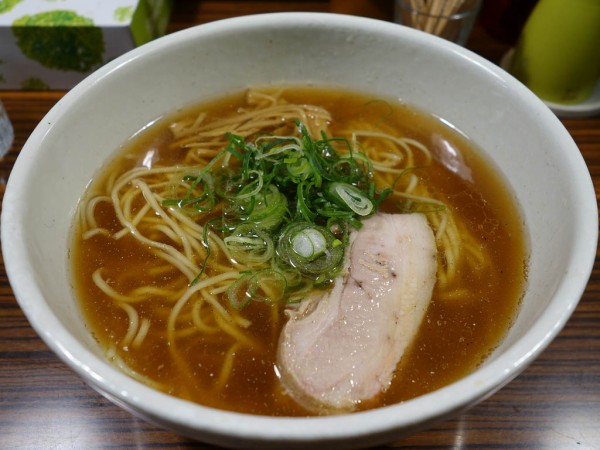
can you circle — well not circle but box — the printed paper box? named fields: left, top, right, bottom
left=0, top=0, right=171, bottom=90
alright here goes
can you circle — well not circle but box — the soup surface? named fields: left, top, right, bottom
left=72, top=86, right=527, bottom=416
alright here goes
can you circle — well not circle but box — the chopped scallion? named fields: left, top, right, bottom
left=292, top=228, right=327, bottom=261
left=164, top=120, right=391, bottom=307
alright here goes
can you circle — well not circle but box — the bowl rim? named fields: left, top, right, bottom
left=2, top=11, right=598, bottom=446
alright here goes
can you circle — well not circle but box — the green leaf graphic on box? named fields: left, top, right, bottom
left=21, top=77, right=50, bottom=91
left=12, top=10, right=105, bottom=72
left=114, top=6, right=134, bottom=22
left=0, top=0, right=23, bottom=14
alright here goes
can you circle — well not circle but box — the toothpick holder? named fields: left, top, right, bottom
left=394, top=0, right=483, bottom=46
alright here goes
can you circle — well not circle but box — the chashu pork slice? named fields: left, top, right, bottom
left=277, top=213, right=437, bottom=412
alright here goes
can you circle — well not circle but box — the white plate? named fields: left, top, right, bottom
left=501, top=48, right=600, bottom=119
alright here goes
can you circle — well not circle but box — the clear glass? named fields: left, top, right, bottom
left=394, top=0, right=483, bottom=46
left=0, top=99, right=14, bottom=158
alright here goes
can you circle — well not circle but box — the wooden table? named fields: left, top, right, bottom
left=1, top=2, right=599, bottom=449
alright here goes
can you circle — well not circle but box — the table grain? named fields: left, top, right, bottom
left=1, top=1, right=599, bottom=449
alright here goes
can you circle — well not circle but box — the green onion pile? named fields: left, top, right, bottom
left=164, top=121, right=391, bottom=309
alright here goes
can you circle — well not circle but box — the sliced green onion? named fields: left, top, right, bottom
left=286, top=157, right=312, bottom=180
left=292, top=228, right=327, bottom=261
left=277, top=222, right=344, bottom=278
left=247, top=184, right=288, bottom=230
left=227, top=273, right=253, bottom=309
left=325, top=182, right=373, bottom=216
left=190, top=217, right=221, bottom=286
left=296, top=181, right=317, bottom=222
left=235, top=169, right=264, bottom=199
left=226, top=184, right=288, bottom=231
left=247, top=269, right=287, bottom=303
left=224, top=224, right=274, bottom=265
left=227, top=269, right=287, bottom=309
left=331, top=239, right=343, bottom=248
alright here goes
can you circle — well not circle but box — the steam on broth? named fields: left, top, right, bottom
left=71, top=86, right=527, bottom=416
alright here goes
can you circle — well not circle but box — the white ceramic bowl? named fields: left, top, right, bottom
left=2, top=13, right=597, bottom=449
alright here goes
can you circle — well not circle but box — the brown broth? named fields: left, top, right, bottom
left=71, top=86, right=527, bottom=416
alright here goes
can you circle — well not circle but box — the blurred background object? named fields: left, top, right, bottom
left=479, top=0, right=538, bottom=44
left=0, top=99, right=14, bottom=158
left=0, top=0, right=172, bottom=90
left=393, top=0, right=483, bottom=46
left=508, top=0, right=600, bottom=105
left=329, top=0, right=394, bottom=19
